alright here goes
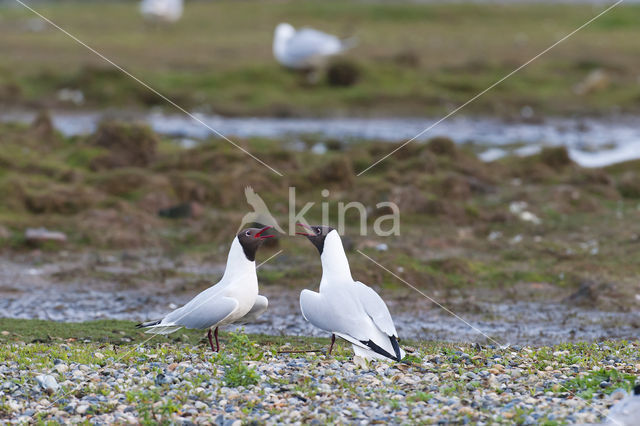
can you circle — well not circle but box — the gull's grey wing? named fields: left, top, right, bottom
left=300, top=289, right=379, bottom=345
left=300, top=289, right=331, bottom=330
left=296, top=28, right=342, bottom=47
left=163, top=296, right=238, bottom=330
left=286, top=28, right=343, bottom=63
left=300, top=289, right=362, bottom=337
left=236, top=295, right=268, bottom=325
left=300, top=288, right=403, bottom=361
left=353, top=281, right=399, bottom=337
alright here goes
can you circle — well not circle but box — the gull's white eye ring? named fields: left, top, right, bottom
left=246, top=230, right=251, bottom=236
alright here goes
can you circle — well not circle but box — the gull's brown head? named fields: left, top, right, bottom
left=237, top=225, right=273, bottom=261
left=296, top=223, right=334, bottom=255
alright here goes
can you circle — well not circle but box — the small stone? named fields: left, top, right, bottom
left=610, top=389, right=627, bottom=401
left=353, top=356, right=369, bottom=369
left=55, top=364, right=68, bottom=373
left=155, top=373, right=174, bottom=386
left=319, top=383, right=331, bottom=393
left=459, top=406, right=474, bottom=416
left=35, top=375, right=58, bottom=394
left=0, top=225, right=10, bottom=240
left=25, top=228, right=67, bottom=243
left=574, top=69, right=610, bottom=95
left=94, top=352, right=105, bottom=360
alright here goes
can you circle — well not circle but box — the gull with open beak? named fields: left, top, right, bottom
left=137, top=226, right=273, bottom=352
left=296, top=223, right=405, bottom=362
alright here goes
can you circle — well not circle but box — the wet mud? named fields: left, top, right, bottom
left=1, top=254, right=637, bottom=346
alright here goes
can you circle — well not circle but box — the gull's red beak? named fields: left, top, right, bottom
left=295, top=222, right=313, bottom=236
left=255, top=225, right=274, bottom=239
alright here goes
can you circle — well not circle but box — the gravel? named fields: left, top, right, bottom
left=1, top=339, right=638, bottom=424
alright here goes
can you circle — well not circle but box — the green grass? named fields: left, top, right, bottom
left=559, top=368, right=638, bottom=399
left=0, top=318, right=337, bottom=352
left=0, top=318, right=143, bottom=344
left=1, top=1, right=639, bottom=115
left=220, top=353, right=261, bottom=387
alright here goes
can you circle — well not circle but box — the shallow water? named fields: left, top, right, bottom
left=3, top=110, right=640, bottom=168
left=2, top=254, right=638, bottom=345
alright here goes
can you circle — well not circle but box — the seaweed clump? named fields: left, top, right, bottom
left=90, top=121, right=158, bottom=170
left=326, top=60, right=361, bottom=87
left=540, top=146, right=572, bottom=170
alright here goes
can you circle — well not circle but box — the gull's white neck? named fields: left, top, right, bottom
left=320, top=231, right=353, bottom=285
left=221, top=237, right=255, bottom=282
left=273, top=26, right=293, bottom=65
left=273, top=38, right=287, bottom=64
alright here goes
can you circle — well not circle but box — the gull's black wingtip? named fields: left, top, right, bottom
left=390, top=335, right=402, bottom=362
left=361, top=339, right=397, bottom=362
left=634, top=384, right=640, bottom=395
left=136, top=320, right=161, bottom=329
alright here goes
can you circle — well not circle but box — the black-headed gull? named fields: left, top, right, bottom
left=273, top=23, right=355, bottom=70
left=140, top=0, right=183, bottom=24
left=296, top=224, right=405, bottom=361
left=137, top=226, right=273, bottom=352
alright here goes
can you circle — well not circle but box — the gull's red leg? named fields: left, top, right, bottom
left=214, top=326, right=220, bottom=352
left=327, top=334, right=336, bottom=355
left=207, top=328, right=216, bottom=352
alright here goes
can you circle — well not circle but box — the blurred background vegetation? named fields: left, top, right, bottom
left=0, top=0, right=639, bottom=326
left=1, top=1, right=639, bottom=116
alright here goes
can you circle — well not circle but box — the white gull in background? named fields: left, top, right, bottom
left=137, top=226, right=272, bottom=352
left=140, top=0, right=183, bottom=24
left=273, top=23, right=355, bottom=70
left=296, top=224, right=405, bottom=362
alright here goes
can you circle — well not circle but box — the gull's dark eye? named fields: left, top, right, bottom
left=245, top=230, right=251, bottom=236
left=315, top=227, right=320, bottom=234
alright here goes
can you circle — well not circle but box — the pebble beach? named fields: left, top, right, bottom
left=2, top=334, right=638, bottom=424
left=3, top=0, right=640, bottom=424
